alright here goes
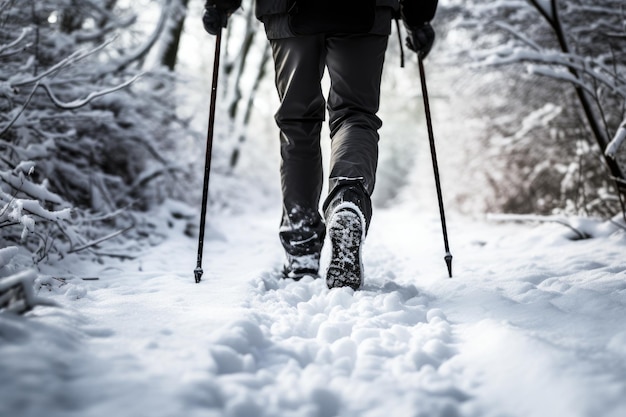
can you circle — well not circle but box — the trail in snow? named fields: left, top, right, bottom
left=372, top=207, right=626, bottom=417
left=1, top=201, right=626, bottom=417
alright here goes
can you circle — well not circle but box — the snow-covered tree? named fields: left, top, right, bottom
left=0, top=0, right=192, bottom=263
left=441, top=0, right=625, bottom=216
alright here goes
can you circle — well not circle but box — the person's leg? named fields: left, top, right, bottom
left=270, top=36, right=327, bottom=277
left=323, top=33, right=388, bottom=230
left=322, top=33, right=388, bottom=289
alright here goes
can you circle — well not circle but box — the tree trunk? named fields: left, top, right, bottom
left=161, top=0, right=190, bottom=71
left=529, top=0, right=624, bottom=192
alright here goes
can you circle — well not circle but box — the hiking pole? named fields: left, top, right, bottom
left=417, top=55, right=453, bottom=278
left=194, top=29, right=223, bottom=284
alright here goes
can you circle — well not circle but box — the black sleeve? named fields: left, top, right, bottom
left=205, top=0, right=242, bottom=12
left=400, top=0, right=438, bottom=27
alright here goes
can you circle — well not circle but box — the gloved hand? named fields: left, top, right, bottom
left=202, top=7, right=227, bottom=35
left=405, top=22, right=435, bottom=59
left=202, top=0, right=242, bottom=35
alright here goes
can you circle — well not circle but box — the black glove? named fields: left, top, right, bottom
left=203, top=6, right=227, bottom=35
left=202, top=0, right=241, bottom=35
left=405, top=22, right=435, bottom=59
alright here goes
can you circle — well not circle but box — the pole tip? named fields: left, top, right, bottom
left=444, top=253, right=453, bottom=278
left=194, top=267, right=203, bottom=283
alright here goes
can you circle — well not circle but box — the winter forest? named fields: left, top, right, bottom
left=2, top=0, right=626, bottom=416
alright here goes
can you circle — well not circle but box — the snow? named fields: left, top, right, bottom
left=0, top=246, right=19, bottom=269
left=1, top=4, right=626, bottom=412
left=2, top=197, right=626, bottom=417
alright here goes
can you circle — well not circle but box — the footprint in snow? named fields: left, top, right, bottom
left=183, top=270, right=471, bottom=416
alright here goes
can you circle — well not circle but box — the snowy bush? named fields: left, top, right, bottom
left=439, top=0, right=626, bottom=217
left=0, top=1, right=194, bottom=263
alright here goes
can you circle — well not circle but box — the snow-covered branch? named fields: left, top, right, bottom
left=0, top=170, right=65, bottom=205
left=527, top=65, right=593, bottom=94
left=11, top=39, right=115, bottom=87
left=0, top=27, right=32, bottom=56
left=606, top=121, right=626, bottom=160
left=37, top=73, right=143, bottom=110
left=0, top=269, right=55, bottom=314
left=112, top=0, right=171, bottom=71
left=493, top=22, right=542, bottom=51
left=73, top=4, right=137, bottom=43
left=477, top=46, right=625, bottom=98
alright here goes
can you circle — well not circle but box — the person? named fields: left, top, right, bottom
left=203, top=0, right=438, bottom=290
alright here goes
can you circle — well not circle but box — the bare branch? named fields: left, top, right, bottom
left=68, top=224, right=134, bottom=253
left=0, top=82, right=39, bottom=138
left=487, top=213, right=590, bottom=239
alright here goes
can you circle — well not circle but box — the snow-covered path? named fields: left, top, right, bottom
left=2, top=203, right=626, bottom=417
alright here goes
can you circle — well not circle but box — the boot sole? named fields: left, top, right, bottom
left=326, top=208, right=363, bottom=290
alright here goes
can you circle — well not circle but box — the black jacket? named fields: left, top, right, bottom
left=255, top=0, right=438, bottom=39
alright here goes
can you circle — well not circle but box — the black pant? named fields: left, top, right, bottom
left=270, top=33, right=388, bottom=256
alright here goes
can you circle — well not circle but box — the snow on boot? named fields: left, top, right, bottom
left=279, top=204, right=325, bottom=280
left=326, top=206, right=364, bottom=290
left=282, top=252, right=320, bottom=280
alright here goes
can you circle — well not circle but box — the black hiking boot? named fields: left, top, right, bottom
left=325, top=206, right=364, bottom=290
left=282, top=252, right=320, bottom=280
left=279, top=205, right=325, bottom=280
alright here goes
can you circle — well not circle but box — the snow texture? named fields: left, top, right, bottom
left=1, top=200, right=626, bottom=417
